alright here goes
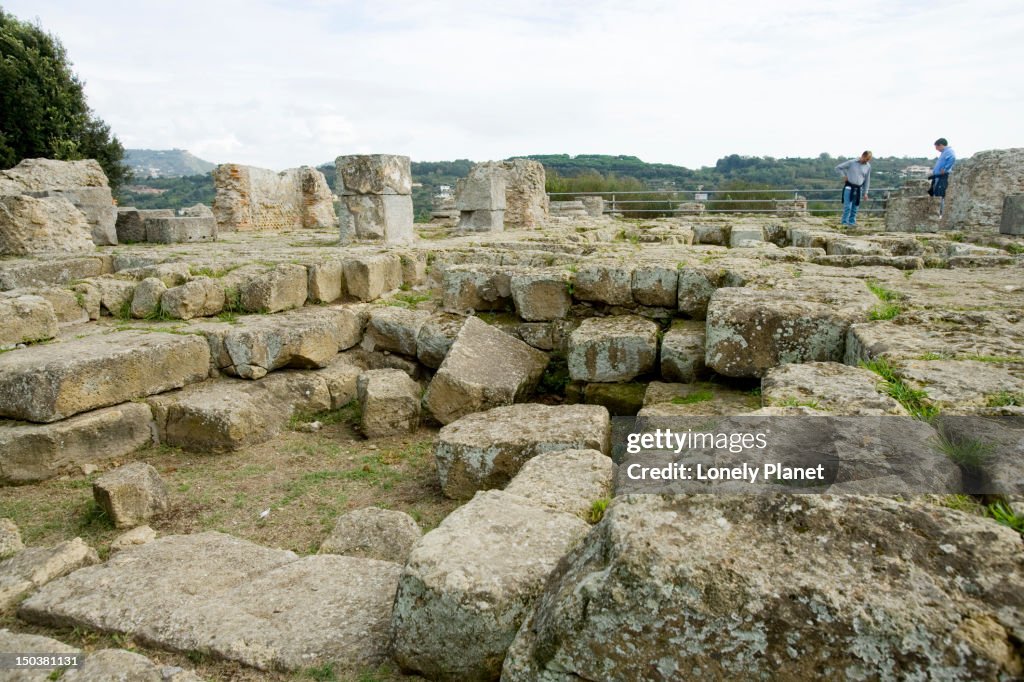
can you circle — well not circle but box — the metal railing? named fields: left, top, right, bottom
left=548, top=187, right=899, bottom=215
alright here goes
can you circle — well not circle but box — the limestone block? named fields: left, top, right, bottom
left=342, top=254, right=403, bottom=301
left=0, top=257, right=104, bottom=290
left=19, top=286, right=89, bottom=326
left=115, top=207, right=173, bottom=243
left=122, top=261, right=191, bottom=287
left=0, top=519, right=23, bottom=560
left=416, top=313, right=466, bottom=368
left=826, top=237, right=887, bottom=256
left=729, top=225, right=765, bottom=247
left=336, top=154, right=412, bottom=195
left=502, top=495, right=1024, bottom=681
left=237, top=264, right=308, bottom=313
left=660, top=319, right=707, bottom=382
left=212, top=164, right=305, bottom=232
left=568, top=315, right=658, bottom=383
left=390, top=490, right=589, bottom=681
left=500, top=158, right=548, bottom=228
left=317, top=356, right=364, bottom=408
left=0, top=158, right=109, bottom=193
left=18, top=532, right=403, bottom=673
left=424, top=316, right=548, bottom=425
left=306, top=259, right=344, bottom=303
left=398, top=251, right=428, bottom=287
left=434, top=403, right=610, bottom=499
left=72, top=281, right=100, bottom=320
left=357, top=369, right=421, bottom=438
left=0, top=538, right=98, bottom=612
left=441, top=264, right=512, bottom=312
left=1001, top=194, right=1024, bottom=235
left=0, top=331, right=210, bottom=422
left=0, top=402, right=153, bottom=485
left=0, top=195, right=94, bottom=256
left=947, top=147, right=1024, bottom=231
left=457, top=209, right=505, bottom=232
left=342, top=194, right=415, bottom=243
left=631, top=263, right=679, bottom=308
left=130, top=277, right=167, bottom=318
left=25, top=187, right=117, bottom=245
left=144, top=216, right=217, bottom=243
left=0, top=295, right=58, bottom=349
left=504, top=449, right=615, bottom=519
left=110, top=525, right=157, bottom=554
left=93, top=462, right=169, bottom=529
left=579, top=195, right=603, bottom=217
left=319, top=507, right=422, bottom=563
left=299, top=166, right=339, bottom=228
left=92, top=276, right=136, bottom=317
left=160, top=277, right=226, bottom=320
left=573, top=263, right=634, bottom=306
left=692, top=224, right=729, bottom=245
left=511, top=270, right=571, bottom=321
left=362, top=307, right=431, bottom=357
left=455, top=163, right=506, bottom=211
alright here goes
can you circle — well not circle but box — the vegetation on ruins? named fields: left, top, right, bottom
left=0, top=9, right=129, bottom=189
left=860, top=358, right=938, bottom=421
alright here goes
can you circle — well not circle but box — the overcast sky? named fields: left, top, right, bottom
left=6, top=0, right=1022, bottom=170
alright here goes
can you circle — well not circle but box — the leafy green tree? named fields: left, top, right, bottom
left=0, top=8, right=129, bottom=189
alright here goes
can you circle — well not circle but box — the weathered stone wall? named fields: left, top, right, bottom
left=884, top=179, right=943, bottom=232
left=456, top=160, right=549, bottom=230
left=212, top=164, right=337, bottom=232
left=945, top=147, right=1024, bottom=232
left=500, top=159, right=548, bottom=228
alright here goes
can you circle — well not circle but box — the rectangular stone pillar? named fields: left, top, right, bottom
left=1000, top=195, right=1024, bottom=235
left=336, top=155, right=414, bottom=244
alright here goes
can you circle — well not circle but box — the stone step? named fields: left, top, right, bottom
left=0, top=331, right=210, bottom=423
left=19, top=532, right=401, bottom=673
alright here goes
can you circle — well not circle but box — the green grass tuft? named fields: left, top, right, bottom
left=868, top=302, right=901, bottom=321
left=987, top=501, right=1024, bottom=534
left=985, top=391, right=1024, bottom=407
left=933, top=430, right=994, bottom=474
left=671, top=389, right=714, bottom=405
left=860, top=358, right=937, bottom=420
left=588, top=497, right=611, bottom=524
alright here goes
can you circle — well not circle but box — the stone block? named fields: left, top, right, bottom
left=93, top=463, right=169, bottom=529
left=0, top=195, right=94, bottom=256
left=144, top=216, right=217, bottom=243
left=424, top=316, right=549, bottom=425
left=573, top=263, right=634, bottom=306
left=319, top=507, right=422, bottom=563
left=342, top=254, right=403, bottom=301
left=729, top=225, right=765, bottom=247
left=342, top=194, right=414, bottom=243
left=0, top=257, right=105, bottom=290
left=457, top=209, right=505, bottom=232
left=237, top=264, right=308, bottom=313
left=416, top=313, right=466, bottom=368
left=568, top=315, right=658, bottom=383
left=336, top=154, right=412, bottom=195
left=692, top=224, right=729, bottom=245
left=92, top=276, right=136, bottom=317
left=660, top=319, right=707, bottom=382
left=0, top=402, right=153, bottom=485
left=362, top=307, right=431, bottom=357
left=0, top=538, right=98, bottom=612
left=511, top=270, right=571, bottom=321
left=390, top=490, right=589, bottom=681
left=762, top=362, right=907, bottom=415
left=110, top=525, right=157, bottom=553
left=299, top=166, right=339, bottom=228
left=357, top=369, right=422, bottom=438
left=1001, top=194, right=1024, bottom=235
left=25, top=187, right=117, bottom=245
left=434, top=403, right=610, bottom=498
left=130, top=277, right=167, bottom=318
left=504, top=449, right=615, bottom=519
left=398, top=251, right=428, bottom=287
left=455, top=163, right=506, bottom=211
left=441, top=264, right=512, bottom=312
left=0, top=331, right=210, bottom=422
left=212, top=164, right=306, bottom=232
left=0, top=295, right=58, bottom=349
left=160, top=277, right=225, bottom=320
left=306, top=259, right=344, bottom=303
left=21, top=286, right=89, bottom=326
left=501, top=158, right=548, bottom=228
left=631, top=264, right=679, bottom=308
left=116, top=208, right=170, bottom=243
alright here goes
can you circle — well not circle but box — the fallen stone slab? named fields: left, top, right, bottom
left=441, top=264, right=513, bottom=313
left=66, top=648, right=203, bottom=681
left=415, top=312, right=466, bottom=368
left=812, top=254, right=925, bottom=269
left=20, top=183, right=116, bottom=247
left=762, top=361, right=907, bottom=415
left=319, top=507, right=422, bottom=564
left=898, top=359, right=1024, bottom=412
left=510, top=270, right=571, bottom=321
left=0, top=194, right=95, bottom=256
left=93, top=463, right=169, bottom=529
left=0, top=520, right=22, bottom=560
left=1, top=538, right=98, bottom=612
left=659, top=319, right=706, bottom=383
left=205, top=307, right=362, bottom=379
left=435, top=403, right=610, bottom=499
left=0, top=331, right=210, bottom=423
left=19, top=532, right=401, bottom=673
left=390, top=490, right=590, bottom=681
left=357, top=369, right=421, bottom=438
left=424, top=316, right=548, bottom=425
left=503, top=449, right=615, bottom=519
left=568, top=315, right=658, bottom=383
left=0, top=628, right=79, bottom=680
left=362, top=306, right=430, bottom=357
left=638, top=381, right=762, bottom=417
left=0, top=402, right=153, bottom=485
left=109, top=525, right=157, bottom=554
left=502, top=495, right=1024, bottom=681
left=0, top=295, right=57, bottom=349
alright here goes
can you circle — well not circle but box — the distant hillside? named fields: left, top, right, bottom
left=125, top=149, right=216, bottom=178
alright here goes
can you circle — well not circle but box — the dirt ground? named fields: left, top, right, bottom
left=0, top=407, right=453, bottom=681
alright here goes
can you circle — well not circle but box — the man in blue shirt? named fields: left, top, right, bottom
left=835, top=151, right=872, bottom=227
left=928, top=138, right=956, bottom=217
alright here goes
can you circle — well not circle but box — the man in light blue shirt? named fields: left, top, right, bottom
left=929, top=138, right=956, bottom=217
left=835, top=151, right=872, bottom=227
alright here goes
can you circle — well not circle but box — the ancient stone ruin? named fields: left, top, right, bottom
left=0, top=147, right=1023, bottom=680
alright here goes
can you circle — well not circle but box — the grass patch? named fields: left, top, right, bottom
left=671, top=389, right=714, bottom=405
left=939, top=494, right=983, bottom=514
left=216, top=310, right=240, bottom=324
left=588, top=497, right=610, bottom=524
left=868, top=302, right=902, bottom=321
left=771, top=397, right=820, bottom=409
left=918, top=352, right=949, bottom=360
left=985, top=391, right=1024, bottom=407
left=223, top=286, right=242, bottom=314
left=383, top=291, right=432, bottom=309
left=867, top=282, right=905, bottom=302
left=933, top=430, right=994, bottom=475
left=1003, top=243, right=1024, bottom=255
left=142, top=306, right=174, bottom=322
left=866, top=280, right=902, bottom=320
left=987, top=501, right=1024, bottom=534
left=290, top=401, right=361, bottom=429
left=860, top=358, right=938, bottom=420
left=116, top=298, right=133, bottom=321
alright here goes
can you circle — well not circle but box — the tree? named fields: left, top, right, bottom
left=0, top=8, right=129, bottom=189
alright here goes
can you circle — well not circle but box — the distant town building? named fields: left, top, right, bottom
left=901, top=165, right=932, bottom=178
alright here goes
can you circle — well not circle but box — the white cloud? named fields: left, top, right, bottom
left=4, top=0, right=1021, bottom=169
